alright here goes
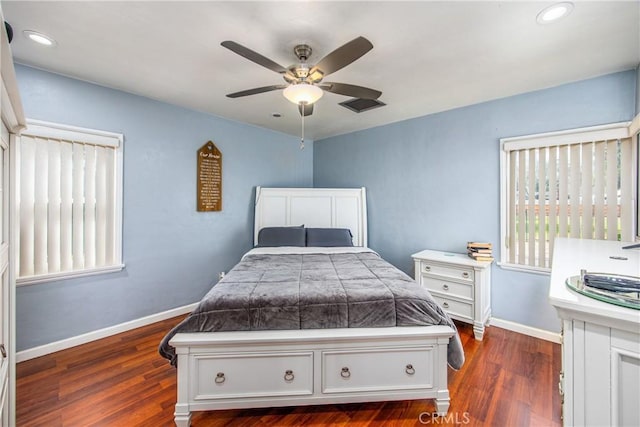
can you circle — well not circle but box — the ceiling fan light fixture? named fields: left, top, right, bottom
left=308, top=70, right=324, bottom=82
left=283, top=83, right=323, bottom=105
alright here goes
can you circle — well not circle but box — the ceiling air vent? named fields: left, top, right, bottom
left=339, top=98, right=386, bottom=113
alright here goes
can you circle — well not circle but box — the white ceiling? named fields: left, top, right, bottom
left=2, top=1, right=639, bottom=140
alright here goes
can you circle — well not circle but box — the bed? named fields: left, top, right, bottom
left=161, top=187, right=463, bottom=427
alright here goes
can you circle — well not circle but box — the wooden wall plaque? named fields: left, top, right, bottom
left=197, top=141, right=222, bottom=211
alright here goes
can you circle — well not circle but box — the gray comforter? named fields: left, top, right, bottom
left=159, top=249, right=465, bottom=369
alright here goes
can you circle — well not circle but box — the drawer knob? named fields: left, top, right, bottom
left=462, top=272, right=470, bottom=278
left=341, top=367, right=351, bottom=379
left=406, top=364, right=415, bottom=375
left=284, top=370, right=295, bottom=382
left=424, top=265, right=431, bottom=272
left=442, top=284, right=449, bottom=291
left=442, top=302, right=450, bottom=308
left=214, top=372, right=225, bottom=384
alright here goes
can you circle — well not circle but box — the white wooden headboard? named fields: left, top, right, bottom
left=254, top=187, right=368, bottom=247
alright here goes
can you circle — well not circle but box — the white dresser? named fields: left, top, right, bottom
left=549, top=238, right=640, bottom=427
left=412, top=250, right=492, bottom=340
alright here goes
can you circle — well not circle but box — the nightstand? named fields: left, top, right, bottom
left=412, top=249, right=492, bottom=340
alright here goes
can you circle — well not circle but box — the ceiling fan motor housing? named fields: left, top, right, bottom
left=289, top=45, right=314, bottom=81
left=292, top=64, right=310, bottom=79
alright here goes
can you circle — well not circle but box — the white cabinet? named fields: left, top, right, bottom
left=549, top=238, right=640, bottom=426
left=412, top=250, right=492, bottom=340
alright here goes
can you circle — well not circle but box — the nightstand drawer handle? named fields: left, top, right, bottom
left=215, top=372, right=225, bottom=384
left=462, top=272, right=470, bottom=278
left=405, top=364, right=415, bottom=375
left=424, top=265, right=431, bottom=272
left=284, top=370, right=295, bottom=382
left=442, top=284, right=449, bottom=291
left=442, top=302, right=450, bottom=308
left=341, top=367, right=351, bottom=378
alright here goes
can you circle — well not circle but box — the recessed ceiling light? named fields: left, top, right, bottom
left=537, top=2, right=574, bottom=24
left=23, top=30, right=56, bottom=46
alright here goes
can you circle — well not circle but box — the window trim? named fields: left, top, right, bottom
left=22, top=120, right=122, bottom=148
left=499, top=120, right=636, bottom=273
left=16, top=119, right=124, bottom=286
left=632, top=114, right=640, bottom=241
left=16, top=264, right=125, bottom=286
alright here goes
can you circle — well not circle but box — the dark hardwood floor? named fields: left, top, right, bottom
left=16, top=317, right=561, bottom=426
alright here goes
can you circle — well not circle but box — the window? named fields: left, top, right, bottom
left=17, top=120, right=123, bottom=285
left=500, top=122, right=638, bottom=273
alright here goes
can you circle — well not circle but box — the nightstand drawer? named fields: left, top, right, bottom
left=431, top=295, right=473, bottom=321
left=419, top=262, right=474, bottom=283
left=421, top=276, right=473, bottom=300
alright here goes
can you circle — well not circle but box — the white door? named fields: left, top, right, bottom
left=0, top=121, right=9, bottom=423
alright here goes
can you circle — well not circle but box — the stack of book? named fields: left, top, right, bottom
left=467, top=242, right=494, bottom=262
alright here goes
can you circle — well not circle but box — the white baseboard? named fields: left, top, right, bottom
left=16, top=302, right=198, bottom=363
left=490, top=317, right=561, bottom=344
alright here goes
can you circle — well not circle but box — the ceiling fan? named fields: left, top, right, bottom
left=221, top=36, right=382, bottom=117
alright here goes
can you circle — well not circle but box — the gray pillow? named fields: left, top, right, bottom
left=257, top=226, right=305, bottom=247
left=306, top=228, right=354, bottom=247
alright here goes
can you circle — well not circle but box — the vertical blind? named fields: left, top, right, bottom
left=502, top=123, right=636, bottom=269
left=18, top=121, right=122, bottom=282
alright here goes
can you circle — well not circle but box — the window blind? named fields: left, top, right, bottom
left=18, top=121, right=123, bottom=284
left=501, top=123, right=636, bottom=270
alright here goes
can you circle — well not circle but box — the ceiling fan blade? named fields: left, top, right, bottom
left=320, top=82, right=381, bottom=99
left=310, top=36, right=373, bottom=77
left=298, top=103, right=314, bottom=116
left=221, top=41, right=289, bottom=74
left=226, top=85, right=287, bottom=98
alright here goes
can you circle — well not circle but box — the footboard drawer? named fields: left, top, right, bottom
left=191, top=352, right=313, bottom=400
left=321, top=346, right=434, bottom=394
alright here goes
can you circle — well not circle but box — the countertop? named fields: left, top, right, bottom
left=549, top=237, right=640, bottom=330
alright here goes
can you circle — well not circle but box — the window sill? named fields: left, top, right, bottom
left=17, top=264, right=125, bottom=286
left=497, top=261, right=551, bottom=276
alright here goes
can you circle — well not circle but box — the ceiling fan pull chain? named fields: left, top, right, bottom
left=300, top=103, right=305, bottom=150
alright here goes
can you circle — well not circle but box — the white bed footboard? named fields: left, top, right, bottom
left=170, top=326, right=454, bottom=426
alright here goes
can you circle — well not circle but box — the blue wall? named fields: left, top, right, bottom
left=15, top=65, right=313, bottom=351
left=314, top=70, right=636, bottom=333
